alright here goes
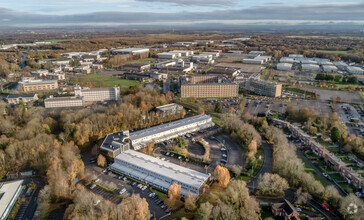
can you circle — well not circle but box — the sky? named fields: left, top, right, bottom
left=0, top=0, right=364, bottom=28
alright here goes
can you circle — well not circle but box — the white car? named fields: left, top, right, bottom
left=142, top=186, right=147, bottom=191
left=220, top=148, right=226, bottom=151
left=322, top=172, right=328, bottom=178
left=222, top=154, right=227, bottom=158
left=90, top=184, right=97, bottom=190
left=119, top=188, right=127, bottom=195
left=296, top=208, right=302, bottom=212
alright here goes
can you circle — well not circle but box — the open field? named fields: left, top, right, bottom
left=300, top=88, right=362, bottom=103
left=44, top=38, right=85, bottom=43
left=73, top=74, right=141, bottom=90
left=315, top=50, right=354, bottom=54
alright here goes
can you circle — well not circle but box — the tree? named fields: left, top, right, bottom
left=331, top=126, right=341, bottom=143
left=166, top=183, right=181, bottom=208
left=213, top=165, right=230, bottom=188
left=141, top=140, right=154, bottom=155
left=230, top=165, right=242, bottom=177
left=309, top=126, right=318, bottom=135
left=197, top=107, right=205, bottom=115
left=214, top=102, right=223, bottom=113
left=121, top=194, right=150, bottom=220
left=256, top=173, right=289, bottom=197
left=97, top=154, right=106, bottom=167
left=196, top=202, right=213, bottom=220
left=184, top=192, right=197, bottom=212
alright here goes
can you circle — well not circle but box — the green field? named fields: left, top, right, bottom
left=75, top=74, right=141, bottom=90
left=315, top=50, right=354, bottom=55
left=359, top=92, right=364, bottom=101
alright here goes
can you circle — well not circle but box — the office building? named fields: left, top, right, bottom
left=0, top=180, right=24, bottom=220
left=44, top=96, right=84, bottom=108
left=18, top=77, right=58, bottom=92
left=235, top=73, right=282, bottom=97
left=100, top=114, right=214, bottom=157
left=74, top=86, right=120, bottom=102
left=180, top=75, right=238, bottom=98
left=111, top=48, right=150, bottom=55
left=277, top=63, right=292, bottom=71
left=110, top=150, right=210, bottom=196
left=155, top=103, right=184, bottom=117
left=5, top=94, right=38, bottom=104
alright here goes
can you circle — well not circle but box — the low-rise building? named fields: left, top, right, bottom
left=155, top=103, right=184, bottom=117
left=301, top=64, right=320, bottom=71
left=74, top=86, right=120, bottom=102
left=333, top=61, right=348, bottom=70
left=122, top=63, right=151, bottom=72
left=180, top=75, right=238, bottom=98
left=158, top=52, right=181, bottom=59
left=243, top=59, right=264, bottom=65
left=5, top=94, right=38, bottom=104
left=46, top=73, right=66, bottom=80
left=110, top=150, right=210, bottom=196
left=0, top=180, right=24, bottom=220
left=277, top=63, right=293, bottom=71
left=18, top=77, right=58, bottom=92
left=91, top=64, right=104, bottom=70
left=170, top=50, right=194, bottom=57
left=111, top=48, right=150, bottom=55
left=346, top=66, right=364, bottom=74
left=207, top=68, right=239, bottom=78
left=31, top=69, right=49, bottom=77
left=322, top=65, right=338, bottom=73
left=44, top=96, right=84, bottom=108
left=271, top=200, right=300, bottom=220
left=280, top=57, right=295, bottom=63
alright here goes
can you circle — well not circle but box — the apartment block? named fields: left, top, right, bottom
left=74, top=85, right=120, bottom=102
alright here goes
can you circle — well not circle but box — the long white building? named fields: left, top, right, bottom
left=277, top=63, right=292, bottom=71
left=45, top=96, right=84, bottom=108
left=74, top=86, right=120, bottom=102
left=346, top=66, right=364, bottom=74
left=110, top=150, right=210, bottom=196
left=0, top=180, right=24, bottom=220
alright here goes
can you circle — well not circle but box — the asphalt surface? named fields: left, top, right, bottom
left=309, top=199, right=341, bottom=220
left=247, top=139, right=273, bottom=192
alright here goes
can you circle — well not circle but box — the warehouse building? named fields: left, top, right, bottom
left=180, top=75, right=238, bottom=98
left=111, top=48, right=150, bottom=55
left=301, top=64, right=320, bottom=71
left=170, top=50, right=194, bottom=57
left=18, top=77, right=58, bottom=92
left=333, top=61, right=348, bottom=70
left=158, top=52, right=181, bottom=59
left=44, top=96, right=84, bottom=108
left=155, top=103, right=184, bottom=117
left=243, top=59, right=264, bottom=65
left=100, top=114, right=214, bottom=158
left=110, top=150, right=210, bottom=196
left=74, top=86, right=120, bottom=102
left=277, top=63, right=292, bottom=71
left=0, top=180, right=24, bottom=220
left=346, top=66, right=364, bottom=74
left=279, top=57, right=294, bottom=63
left=322, top=65, right=338, bottom=73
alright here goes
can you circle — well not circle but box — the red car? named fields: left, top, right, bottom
left=321, top=204, right=329, bottom=211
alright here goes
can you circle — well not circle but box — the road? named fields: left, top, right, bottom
left=247, top=139, right=273, bottom=191
left=296, top=150, right=347, bottom=197
left=309, top=199, right=340, bottom=220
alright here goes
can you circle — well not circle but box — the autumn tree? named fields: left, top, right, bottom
left=120, top=194, right=150, bottom=220
left=256, top=173, right=289, bottom=197
left=166, top=183, right=181, bottom=208
left=141, top=140, right=154, bottom=155
left=184, top=192, right=197, bottom=212
left=197, top=107, right=205, bottom=115
left=213, top=165, right=230, bottom=188
left=97, top=154, right=106, bottom=167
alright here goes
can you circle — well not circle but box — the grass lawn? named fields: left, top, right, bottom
left=260, top=205, right=274, bottom=219
left=8, top=200, right=22, bottom=219
left=329, top=173, right=345, bottom=181
left=315, top=50, right=354, bottom=55
left=359, top=92, right=364, bottom=101
left=45, top=38, right=85, bottom=43
left=151, top=188, right=167, bottom=201
left=339, top=182, right=355, bottom=194
left=74, top=74, right=141, bottom=90
left=298, top=155, right=328, bottom=186
left=361, top=173, right=364, bottom=178
left=170, top=208, right=194, bottom=219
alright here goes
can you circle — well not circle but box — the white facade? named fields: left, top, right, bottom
left=111, top=48, right=149, bottom=55
left=158, top=52, right=180, bottom=59
left=277, top=63, right=292, bottom=71
left=130, top=114, right=214, bottom=150
left=170, top=50, right=194, bottom=57
left=74, top=86, right=120, bottom=102
left=0, top=180, right=24, bottom=220
left=322, top=65, right=338, bottom=73
left=45, top=96, right=84, bottom=108
left=110, top=150, right=210, bottom=196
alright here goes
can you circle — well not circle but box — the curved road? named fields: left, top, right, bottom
left=247, top=139, right=273, bottom=192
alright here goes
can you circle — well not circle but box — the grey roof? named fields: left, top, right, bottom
left=19, top=80, right=57, bottom=85
left=155, top=103, right=182, bottom=112
left=45, top=96, right=83, bottom=102
left=7, top=94, right=37, bottom=99
left=0, top=180, right=23, bottom=219
left=111, top=150, right=209, bottom=194
left=130, top=114, right=211, bottom=141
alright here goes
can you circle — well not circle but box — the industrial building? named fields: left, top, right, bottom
left=111, top=48, right=150, bottom=55
left=277, top=63, right=292, bottom=71
left=243, top=55, right=271, bottom=65
left=44, top=96, right=84, bottom=108
left=322, top=65, right=338, bottom=73
left=180, top=75, right=238, bottom=98
left=157, top=52, right=181, bottom=59
left=18, top=77, right=58, bottom=92
left=110, top=150, right=210, bottom=196
left=242, top=59, right=264, bottom=65
left=333, top=61, right=349, bottom=70
left=74, top=86, right=120, bottom=102
left=100, top=114, right=214, bottom=157
left=346, top=66, right=364, bottom=74
left=5, top=94, right=38, bottom=104
left=279, top=57, right=294, bottom=63
left=0, top=180, right=24, bottom=220
left=170, top=50, right=194, bottom=57
left=155, top=103, right=184, bottom=117
left=122, top=63, right=151, bottom=72
left=301, top=64, right=320, bottom=71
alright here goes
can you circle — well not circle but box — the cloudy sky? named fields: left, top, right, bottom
left=0, top=0, right=363, bottom=27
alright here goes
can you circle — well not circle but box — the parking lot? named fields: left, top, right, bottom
left=338, top=103, right=364, bottom=136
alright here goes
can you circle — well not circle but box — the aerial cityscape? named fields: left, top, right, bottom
left=0, top=0, right=364, bottom=220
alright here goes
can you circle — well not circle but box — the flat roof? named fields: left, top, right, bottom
left=19, top=80, right=57, bottom=85
left=113, top=48, right=149, bottom=52
left=112, top=150, right=209, bottom=192
left=45, top=96, right=83, bottom=102
left=0, top=180, right=23, bottom=219
left=7, top=94, right=37, bottom=99
left=155, top=103, right=182, bottom=111
left=130, top=114, right=211, bottom=141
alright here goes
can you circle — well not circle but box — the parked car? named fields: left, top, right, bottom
left=132, top=182, right=137, bottom=186
left=161, top=204, right=166, bottom=209
left=149, top=193, right=156, bottom=198
left=142, top=186, right=147, bottom=191
left=166, top=152, right=170, bottom=156
left=222, top=154, right=227, bottom=158
left=119, top=188, right=127, bottom=195
left=220, top=148, right=226, bottom=151
left=322, top=172, right=328, bottom=178
left=165, top=208, right=172, bottom=213
left=137, top=183, right=142, bottom=188
left=123, top=177, right=127, bottom=181
left=90, top=184, right=97, bottom=190
left=321, top=204, right=329, bottom=211
left=296, top=208, right=302, bottom=212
